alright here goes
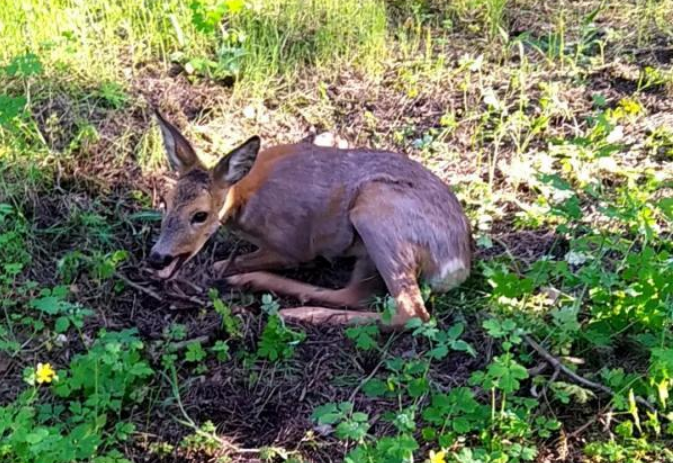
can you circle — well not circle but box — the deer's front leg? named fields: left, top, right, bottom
left=214, top=248, right=296, bottom=277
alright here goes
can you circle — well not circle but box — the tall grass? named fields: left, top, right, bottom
left=0, top=0, right=387, bottom=89
left=235, top=0, right=387, bottom=83
left=0, top=0, right=205, bottom=82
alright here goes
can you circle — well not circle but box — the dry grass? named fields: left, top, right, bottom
left=0, top=1, right=672, bottom=462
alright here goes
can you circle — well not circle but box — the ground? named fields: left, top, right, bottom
left=0, top=1, right=672, bottom=463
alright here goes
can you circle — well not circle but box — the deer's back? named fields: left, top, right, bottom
left=231, top=144, right=471, bottom=275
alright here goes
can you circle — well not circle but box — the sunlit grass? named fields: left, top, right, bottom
left=0, top=0, right=388, bottom=92
left=0, top=0, right=202, bottom=81
left=235, top=0, right=388, bottom=83
left=0, top=3, right=671, bottom=460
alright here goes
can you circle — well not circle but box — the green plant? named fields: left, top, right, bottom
left=408, top=319, right=478, bottom=360
left=312, top=402, right=370, bottom=441
left=29, top=286, right=94, bottom=334
left=483, top=0, right=508, bottom=38
left=0, top=53, right=43, bottom=138
left=422, top=387, right=489, bottom=441
left=0, top=329, right=152, bottom=463
left=470, top=353, right=529, bottom=394
left=211, top=340, right=230, bottom=361
left=345, top=324, right=380, bottom=351
left=256, top=314, right=306, bottom=362
left=185, top=341, right=207, bottom=362
left=180, top=420, right=221, bottom=454
left=177, top=0, right=247, bottom=80
left=363, top=357, right=430, bottom=399
left=210, top=289, right=242, bottom=338
left=345, top=433, right=419, bottom=463
left=95, top=81, right=129, bottom=109
left=0, top=203, right=30, bottom=289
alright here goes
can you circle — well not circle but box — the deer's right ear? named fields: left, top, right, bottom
left=154, top=110, right=198, bottom=174
left=213, top=136, right=261, bottom=186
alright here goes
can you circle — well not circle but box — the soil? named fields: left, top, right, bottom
left=2, top=16, right=672, bottom=461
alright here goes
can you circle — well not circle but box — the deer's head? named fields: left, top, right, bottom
left=148, top=111, right=260, bottom=278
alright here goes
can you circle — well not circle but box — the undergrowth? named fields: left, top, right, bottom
left=0, top=0, right=672, bottom=462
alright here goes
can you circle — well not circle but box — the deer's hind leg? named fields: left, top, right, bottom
left=278, top=306, right=381, bottom=325
left=349, top=184, right=431, bottom=330
left=225, top=269, right=384, bottom=325
left=225, top=254, right=381, bottom=308
left=225, top=254, right=385, bottom=325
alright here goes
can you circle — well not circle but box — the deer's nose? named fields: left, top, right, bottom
left=147, top=251, right=174, bottom=270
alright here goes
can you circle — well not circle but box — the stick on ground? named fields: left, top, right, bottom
left=115, top=270, right=163, bottom=302
left=524, top=334, right=656, bottom=413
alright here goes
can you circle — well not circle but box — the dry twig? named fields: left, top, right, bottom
left=114, top=270, right=163, bottom=302
left=524, top=335, right=656, bottom=413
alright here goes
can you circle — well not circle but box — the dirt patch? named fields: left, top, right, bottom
left=4, top=9, right=671, bottom=460
left=127, top=316, right=486, bottom=463
left=1, top=168, right=509, bottom=462
left=134, top=64, right=226, bottom=122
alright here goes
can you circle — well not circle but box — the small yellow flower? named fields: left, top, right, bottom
left=429, top=450, right=447, bottom=463
left=35, top=363, right=58, bottom=384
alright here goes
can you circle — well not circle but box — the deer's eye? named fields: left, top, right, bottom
left=191, top=211, right=209, bottom=224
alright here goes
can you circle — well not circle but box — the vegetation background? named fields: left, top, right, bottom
left=0, top=0, right=672, bottom=462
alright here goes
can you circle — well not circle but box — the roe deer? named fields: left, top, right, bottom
left=148, top=111, right=472, bottom=329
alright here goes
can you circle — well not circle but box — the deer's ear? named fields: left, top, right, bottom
left=154, top=110, right=199, bottom=174
left=213, top=136, right=261, bottom=185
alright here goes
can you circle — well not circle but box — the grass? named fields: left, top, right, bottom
left=0, top=0, right=200, bottom=82
left=0, top=0, right=673, bottom=462
left=0, top=0, right=388, bottom=94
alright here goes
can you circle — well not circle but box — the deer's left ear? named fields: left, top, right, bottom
left=154, top=110, right=200, bottom=174
left=213, top=136, right=261, bottom=185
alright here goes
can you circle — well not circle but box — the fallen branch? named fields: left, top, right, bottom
left=213, top=241, right=241, bottom=278
left=77, top=252, right=163, bottom=302
left=114, top=270, right=163, bottom=302
left=524, top=334, right=656, bottom=413
left=167, top=280, right=208, bottom=306
left=348, top=334, right=397, bottom=402
left=169, top=293, right=208, bottom=307
left=570, top=404, right=614, bottom=438
left=117, top=270, right=207, bottom=306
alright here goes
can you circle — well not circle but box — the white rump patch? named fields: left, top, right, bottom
left=428, top=257, right=469, bottom=293
left=440, top=258, right=465, bottom=277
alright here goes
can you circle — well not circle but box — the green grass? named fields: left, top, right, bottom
left=0, top=0, right=388, bottom=93
left=0, top=0, right=201, bottom=82
left=0, top=1, right=673, bottom=462
left=233, top=0, right=388, bottom=81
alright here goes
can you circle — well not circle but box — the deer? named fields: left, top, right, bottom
left=147, top=110, right=472, bottom=329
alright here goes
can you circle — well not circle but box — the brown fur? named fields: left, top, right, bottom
left=151, top=113, right=472, bottom=329
left=220, top=144, right=295, bottom=221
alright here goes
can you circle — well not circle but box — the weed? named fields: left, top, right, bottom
left=256, top=313, right=306, bottom=362
left=346, top=324, right=381, bottom=351
left=29, top=286, right=94, bottom=334
left=185, top=341, right=208, bottom=363
left=211, top=340, right=231, bottom=361
left=0, top=329, right=152, bottom=463
left=210, top=288, right=242, bottom=338
left=312, top=402, right=370, bottom=442
left=408, top=318, right=478, bottom=359
left=181, top=420, right=221, bottom=454
left=0, top=0, right=671, bottom=461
